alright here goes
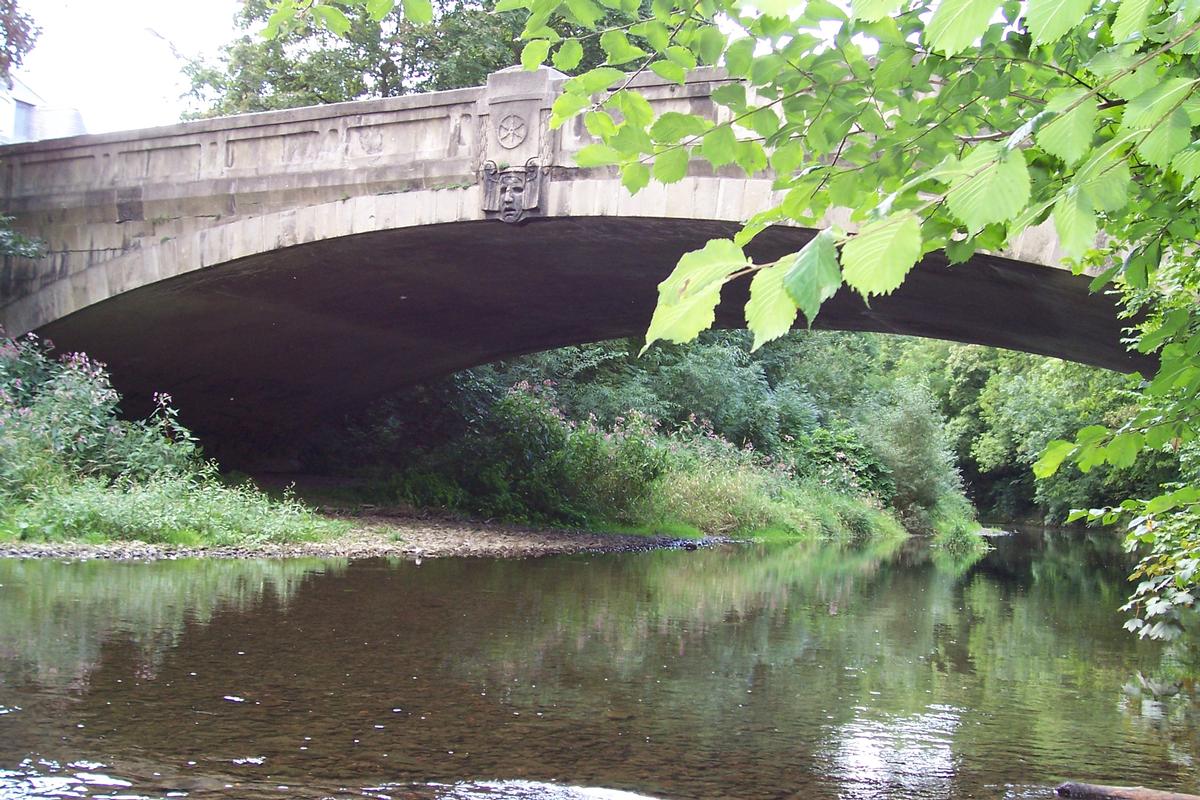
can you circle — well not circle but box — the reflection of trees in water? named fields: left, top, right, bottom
left=2, top=538, right=1198, bottom=799
left=0, top=558, right=342, bottom=689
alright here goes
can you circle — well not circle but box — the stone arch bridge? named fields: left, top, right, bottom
left=0, top=66, right=1146, bottom=457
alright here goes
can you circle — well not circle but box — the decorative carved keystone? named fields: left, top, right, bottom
left=482, top=159, right=541, bottom=224
left=478, top=65, right=564, bottom=223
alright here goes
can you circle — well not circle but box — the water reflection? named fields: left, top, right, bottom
left=0, top=530, right=1197, bottom=799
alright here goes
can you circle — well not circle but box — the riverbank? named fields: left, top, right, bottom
left=0, top=513, right=731, bottom=561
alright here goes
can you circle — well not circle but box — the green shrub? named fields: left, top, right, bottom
left=858, top=382, right=967, bottom=530
left=0, top=337, right=197, bottom=499
left=0, top=331, right=345, bottom=546
left=792, top=423, right=895, bottom=501
left=424, top=385, right=671, bottom=524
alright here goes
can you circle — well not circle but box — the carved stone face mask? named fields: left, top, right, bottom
left=482, top=160, right=541, bottom=224
left=498, top=174, right=526, bottom=223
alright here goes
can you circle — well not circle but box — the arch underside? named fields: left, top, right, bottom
left=36, top=216, right=1149, bottom=458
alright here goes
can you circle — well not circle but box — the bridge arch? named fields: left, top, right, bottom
left=0, top=67, right=1148, bottom=454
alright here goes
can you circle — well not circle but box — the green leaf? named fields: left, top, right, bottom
left=1172, top=143, right=1200, bottom=184
left=1035, top=88, right=1097, bottom=165
left=649, top=112, right=711, bottom=142
left=1137, top=108, right=1191, bottom=167
left=643, top=239, right=748, bottom=351
left=311, top=5, right=351, bottom=35
left=653, top=147, right=690, bottom=183
left=600, top=30, right=648, bottom=65
left=1075, top=143, right=1132, bottom=211
left=926, top=0, right=1001, bottom=56
left=746, top=262, right=800, bottom=351
left=521, top=39, right=552, bottom=71
left=584, top=110, right=618, bottom=139
left=782, top=230, right=842, bottom=325
left=550, top=92, right=592, bottom=128
left=665, top=45, right=698, bottom=69
left=1112, top=0, right=1155, bottom=41
left=657, top=239, right=747, bottom=305
left=553, top=39, right=584, bottom=71
left=1123, top=78, right=1200, bottom=130
left=621, top=162, right=651, bottom=193
left=643, top=286, right=724, bottom=352
left=493, top=0, right=529, bottom=10
left=649, top=60, right=687, bottom=84
left=700, top=126, right=738, bottom=168
left=366, top=0, right=396, bottom=20
left=610, top=123, right=653, bottom=154
left=850, top=0, right=903, bottom=21
left=841, top=213, right=922, bottom=298
left=1107, top=431, right=1144, bottom=468
left=1052, top=187, right=1097, bottom=259
left=946, top=144, right=1031, bottom=232
left=724, top=37, right=756, bottom=77
left=1025, top=0, right=1092, bottom=43
left=1146, top=486, right=1200, bottom=514
left=734, top=140, right=768, bottom=175
left=402, top=0, right=434, bottom=23
left=711, top=83, right=747, bottom=111
left=696, top=27, right=726, bottom=65
left=753, top=0, right=803, bottom=14
left=565, top=0, right=603, bottom=25
left=574, top=143, right=623, bottom=166
left=564, top=67, right=624, bottom=95
left=1034, top=439, right=1076, bottom=479
left=748, top=107, right=781, bottom=138
left=609, top=90, right=654, bottom=127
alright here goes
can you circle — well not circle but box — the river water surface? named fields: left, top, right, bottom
left=1, top=529, right=1198, bottom=799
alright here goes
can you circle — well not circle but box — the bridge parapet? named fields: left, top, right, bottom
left=0, top=67, right=745, bottom=325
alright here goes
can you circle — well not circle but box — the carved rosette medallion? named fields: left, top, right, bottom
left=496, top=114, right=528, bottom=149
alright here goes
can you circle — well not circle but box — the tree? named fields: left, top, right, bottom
left=0, top=0, right=37, bottom=84
left=0, top=2, right=40, bottom=260
left=186, top=0, right=526, bottom=116
left=270, top=0, right=1200, bottom=640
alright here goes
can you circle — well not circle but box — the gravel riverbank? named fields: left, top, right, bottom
left=0, top=514, right=729, bottom=561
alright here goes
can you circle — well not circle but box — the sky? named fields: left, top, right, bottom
left=17, top=0, right=244, bottom=134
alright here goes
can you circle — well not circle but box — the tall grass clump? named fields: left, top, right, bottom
left=929, top=494, right=991, bottom=556
left=0, top=332, right=345, bottom=545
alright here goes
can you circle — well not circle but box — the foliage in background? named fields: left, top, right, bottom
left=329, top=375, right=910, bottom=540
left=475, top=0, right=1200, bottom=639
left=894, top=341, right=1182, bottom=521
left=185, top=0, right=630, bottom=118
left=0, top=333, right=344, bottom=545
left=0, top=4, right=43, bottom=271
left=0, top=0, right=37, bottom=82
left=185, top=0, right=522, bottom=115
left=308, top=331, right=979, bottom=539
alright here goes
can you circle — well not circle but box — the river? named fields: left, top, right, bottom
left=0, top=528, right=1197, bottom=799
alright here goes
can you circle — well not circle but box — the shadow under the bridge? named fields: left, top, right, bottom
left=36, top=216, right=1148, bottom=463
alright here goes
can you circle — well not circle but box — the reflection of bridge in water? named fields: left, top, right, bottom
left=0, top=66, right=1147, bottom=455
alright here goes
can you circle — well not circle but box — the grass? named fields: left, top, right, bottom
left=608, top=463, right=908, bottom=544
left=1, top=475, right=348, bottom=547
left=930, top=499, right=992, bottom=556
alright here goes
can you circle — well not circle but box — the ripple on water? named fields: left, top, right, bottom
left=412, top=781, right=662, bottom=799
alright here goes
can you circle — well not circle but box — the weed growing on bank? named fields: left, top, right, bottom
left=930, top=496, right=991, bottom=556
left=0, top=332, right=345, bottom=545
